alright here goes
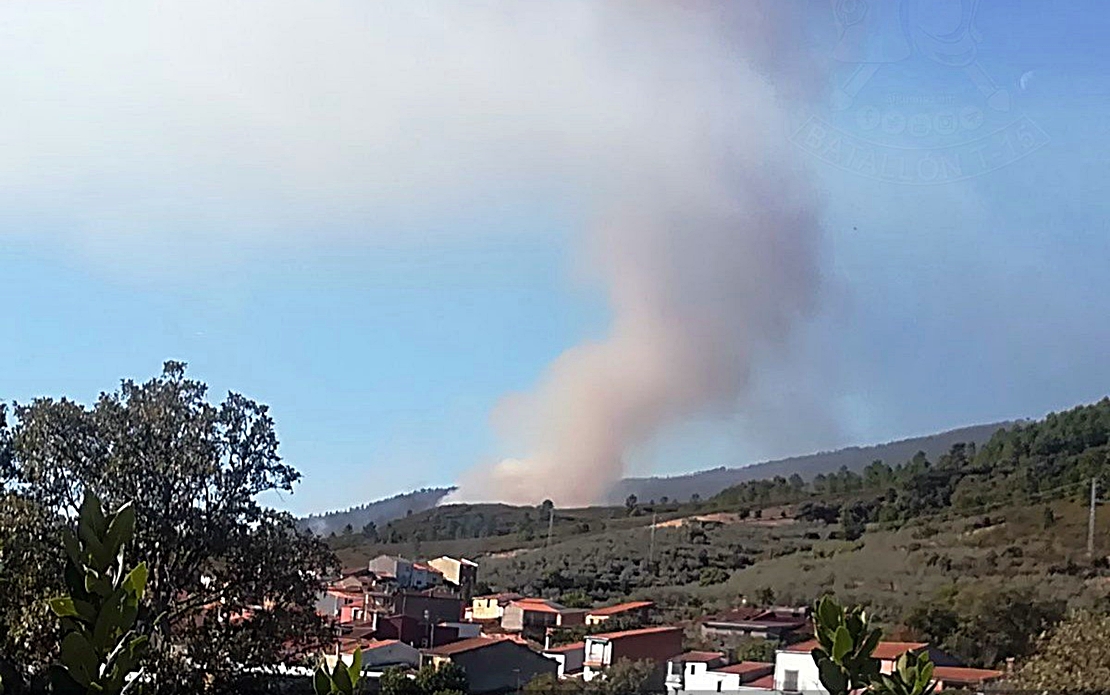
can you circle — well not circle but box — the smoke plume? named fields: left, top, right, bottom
left=0, top=1, right=824, bottom=505
left=451, top=5, right=824, bottom=505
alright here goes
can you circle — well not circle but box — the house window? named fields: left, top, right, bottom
left=783, top=670, right=799, bottom=692
left=669, top=662, right=681, bottom=676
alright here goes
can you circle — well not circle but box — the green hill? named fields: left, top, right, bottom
left=329, top=397, right=1110, bottom=669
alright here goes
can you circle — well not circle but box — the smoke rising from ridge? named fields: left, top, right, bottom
left=0, top=2, right=825, bottom=504
left=450, top=5, right=825, bottom=505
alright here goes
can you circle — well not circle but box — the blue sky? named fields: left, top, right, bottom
left=2, top=2, right=1109, bottom=514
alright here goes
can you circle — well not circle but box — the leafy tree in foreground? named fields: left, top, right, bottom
left=591, top=658, right=656, bottom=695
left=1011, top=611, right=1110, bottom=690
left=904, top=586, right=1065, bottom=667
left=4, top=363, right=338, bottom=692
left=526, top=658, right=654, bottom=695
left=47, top=493, right=148, bottom=694
left=379, top=662, right=467, bottom=695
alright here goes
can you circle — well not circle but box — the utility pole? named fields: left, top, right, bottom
left=1089, top=477, right=1098, bottom=559
left=648, top=511, right=657, bottom=569
left=546, top=506, right=555, bottom=548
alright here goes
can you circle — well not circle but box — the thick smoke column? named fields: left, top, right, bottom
left=0, top=1, right=823, bottom=506
left=452, top=5, right=823, bottom=505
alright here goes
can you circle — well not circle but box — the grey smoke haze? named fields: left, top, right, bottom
left=0, top=1, right=826, bottom=505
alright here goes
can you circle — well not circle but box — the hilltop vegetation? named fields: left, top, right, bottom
left=329, top=398, right=1110, bottom=669
left=300, top=487, right=454, bottom=536
left=607, top=421, right=1012, bottom=504
left=305, top=421, right=1012, bottom=535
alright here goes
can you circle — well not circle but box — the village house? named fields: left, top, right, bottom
left=423, top=636, right=559, bottom=693
left=542, top=641, right=585, bottom=678
left=367, top=555, right=444, bottom=590
left=428, top=556, right=479, bottom=597
left=584, top=600, right=654, bottom=626
left=582, top=626, right=684, bottom=688
left=501, top=597, right=586, bottom=632
left=701, top=606, right=811, bottom=642
left=468, top=592, right=522, bottom=621
left=326, top=638, right=421, bottom=672
left=774, top=640, right=1001, bottom=693
left=665, top=653, right=774, bottom=693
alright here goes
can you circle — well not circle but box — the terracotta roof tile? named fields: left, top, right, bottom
left=587, top=626, right=682, bottom=641
left=711, top=661, right=774, bottom=677
left=587, top=601, right=654, bottom=617
left=785, top=640, right=927, bottom=660
left=678, top=650, right=726, bottom=663
left=544, top=641, right=586, bottom=654
left=428, top=636, right=510, bottom=656
left=933, top=666, right=1005, bottom=685
left=746, top=674, right=776, bottom=689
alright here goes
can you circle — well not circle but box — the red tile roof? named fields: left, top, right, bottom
left=678, top=650, right=726, bottom=663
left=587, top=626, right=682, bottom=641
left=746, top=674, right=776, bottom=690
left=933, top=666, right=1005, bottom=685
left=785, top=640, right=927, bottom=660
left=511, top=598, right=571, bottom=614
left=712, top=661, right=775, bottom=677
left=364, top=639, right=401, bottom=648
left=873, top=642, right=929, bottom=659
left=587, top=601, right=654, bottom=617
left=428, top=635, right=512, bottom=656
left=544, top=641, right=585, bottom=654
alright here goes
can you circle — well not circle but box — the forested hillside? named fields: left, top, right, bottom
left=329, top=398, right=1110, bottom=670
left=305, top=421, right=1013, bottom=535
left=299, top=487, right=453, bottom=536
left=606, top=421, right=1013, bottom=504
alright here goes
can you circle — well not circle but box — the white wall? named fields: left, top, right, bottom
left=326, top=642, right=421, bottom=671
left=774, top=651, right=824, bottom=694
left=683, top=662, right=742, bottom=692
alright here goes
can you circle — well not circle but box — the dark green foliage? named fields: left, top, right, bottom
left=312, top=647, right=362, bottom=695
left=379, top=662, right=466, bottom=695
left=559, top=590, right=592, bottom=608
left=526, top=658, right=654, bottom=695
left=1012, top=611, right=1110, bottom=689
left=733, top=638, right=778, bottom=663
left=698, top=567, right=729, bottom=586
left=547, top=615, right=645, bottom=647
left=3, top=363, right=338, bottom=692
left=592, top=658, right=656, bottom=695
left=711, top=398, right=1110, bottom=534
left=1042, top=505, right=1056, bottom=529
left=904, top=587, right=1065, bottom=667
left=415, top=661, right=466, bottom=695
left=47, top=492, right=148, bottom=694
